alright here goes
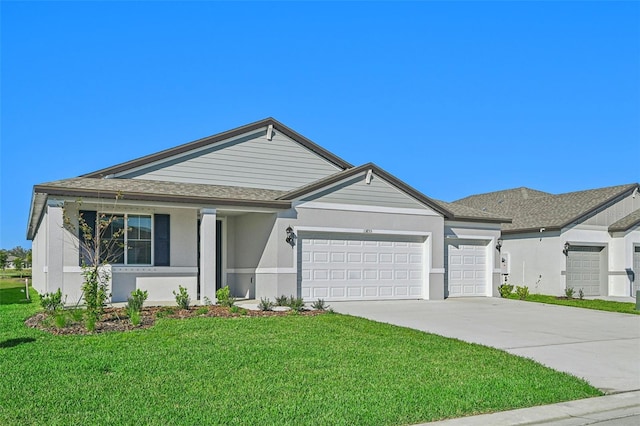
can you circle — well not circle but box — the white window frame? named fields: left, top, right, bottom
left=98, top=212, right=153, bottom=266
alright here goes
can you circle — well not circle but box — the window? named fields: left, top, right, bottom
left=79, top=211, right=169, bottom=267
left=100, top=214, right=152, bottom=265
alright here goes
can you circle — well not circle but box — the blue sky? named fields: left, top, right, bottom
left=1, top=1, right=639, bottom=250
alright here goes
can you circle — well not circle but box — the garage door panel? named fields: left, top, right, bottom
left=301, top=233, right=425, bottom=301
left=447, top=239, right=489, bottom=297
left=566, top=246, right=602, bottom=296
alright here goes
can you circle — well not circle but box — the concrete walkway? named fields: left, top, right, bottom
left=331, top=298, right=640, bottom=394
left=421, top=391, right=640, bottom=425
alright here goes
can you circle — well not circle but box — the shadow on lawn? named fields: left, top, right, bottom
left=0, top=337, right=36, bottom=348
left=0, top=287, right=33, bottom=305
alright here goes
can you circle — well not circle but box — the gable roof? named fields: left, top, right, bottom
left=454, top=183, right=639, bottom=233
left=609, top=209, right=640, bottom=233
left=81, top=117, right=353, bottom=178
left=279, top=163, right=454, bottom=217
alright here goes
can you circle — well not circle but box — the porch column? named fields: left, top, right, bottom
left=199, top=208, right=217, bottom=303
left=46, top=202, right=64, bottom=294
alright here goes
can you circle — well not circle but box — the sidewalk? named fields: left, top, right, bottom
left=421, top=391, right=640, bottom=425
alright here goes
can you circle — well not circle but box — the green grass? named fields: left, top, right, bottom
left=507, top=293, right=639, bottom=315
left=0, top=291, right=600, bottom=425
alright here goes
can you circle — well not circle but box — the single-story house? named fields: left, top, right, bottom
left=27, top=118, right=508, bottom=304
left=454, top=184, right=640, bottom=297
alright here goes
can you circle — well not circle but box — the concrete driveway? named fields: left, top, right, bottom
left=331, top=298, right=640, bottom=394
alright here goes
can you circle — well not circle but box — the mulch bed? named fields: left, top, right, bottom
left=25, top=305, right=326, bottom=336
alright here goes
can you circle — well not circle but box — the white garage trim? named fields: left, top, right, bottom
left=294, top=226, right=432, bottom=300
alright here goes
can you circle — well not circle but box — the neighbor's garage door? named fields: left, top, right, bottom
left=446, top=239, right=488, bottom=297
left=299, top=233, right=425, bottom=301
left=567, top=246, right=602, bottom=296
left=634, top=246, right=640, bottom=294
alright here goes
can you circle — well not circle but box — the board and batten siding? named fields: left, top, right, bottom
left=302, top=174, right=434, bottom=211
left=117, top=131, right=343, bottom=191
left=582, top=193, right=640, bottom=227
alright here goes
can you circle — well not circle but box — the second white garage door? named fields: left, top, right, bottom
left=446, top=239, right=489, bottom=297
left=299, top=233, right=426, bottom=301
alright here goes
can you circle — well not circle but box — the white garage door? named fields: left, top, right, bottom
left=446, top=239, right=488, bottom=297
left=566, top=246, right=602, bottom=296
left=634, top=246, right=640, bottom=295
left=299, top=233, right=425, bottom=301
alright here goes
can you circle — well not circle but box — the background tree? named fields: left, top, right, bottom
left=13, top=257, right=24, bottom=278
left=0, top=252, right=7, bottom=275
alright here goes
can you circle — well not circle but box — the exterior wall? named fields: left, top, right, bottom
left=444, top=221, right=502, bottom=297
left=40, top=200, right=200, bottom=304
left=582, top=192, right=640, bottom=227
left=302, top=174, right=433, bottom=210
left=31, top=210, right=47, bottom=294
left=118, top=130, right=342, bottom=190
left=501, top=231, right=565, bottom=295
left=250, top=206, right=445, bottom=300
left=503, top=226, right=640, bottom=297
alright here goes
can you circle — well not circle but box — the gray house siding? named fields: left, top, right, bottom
left=582, top=192, right=640, bottom=227
left=117, top=131, right=342, bottom=191
left=301, top=174, right=435, bottom=211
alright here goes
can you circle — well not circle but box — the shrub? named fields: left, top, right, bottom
left=216, top=286, right=235, bottom=308
left=70, top=309, right=84, bottom=322
left=129, top=310, right=141, bottom=326
left=86, top=315, right=97, bottom=332
left=311, top=299, right=328, bottom=310
left=578, top=288, right=584, bottom=300
left=564, top=286, right=575, bottom=299
left=287, top=295, right=306, bottom=312
left=275, top=295, right=289, bottom=306
left=39, top=288, right=65, bottom=311
left=54, top=311, right=68, bottom=328
left=257, top=298, right=274, bottom=311
left=126, top=289, right=148, bottom=314
left=515, top=285, right=530, bottom=300
left=173, top=285, right=191, bottom=310
left=229, top=305, right=247, bottom=315
left=156, top=307, right=175, bottom=318
left=195, top=306, right=208, bottom=315
left=498, top=284, right=514, bottom=298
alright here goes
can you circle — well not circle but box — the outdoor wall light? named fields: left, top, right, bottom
left=285, top=226, right=295, bottom=246
left=496, top=238, right=503, bottom=252
left=563, top=242, right=570, bottom=256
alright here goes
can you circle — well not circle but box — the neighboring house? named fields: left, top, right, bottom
left=27, top=118, right=507, bottom=304
left=454, top=184, right=640, bottom=297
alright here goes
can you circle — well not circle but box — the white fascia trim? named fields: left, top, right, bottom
left=294, top=201, right=439, bottom=217
left=445, top=220, right=502, bottom=230
left=295, top=225, right=431, bottom=237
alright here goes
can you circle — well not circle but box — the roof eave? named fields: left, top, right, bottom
left=34, top=186, right=292, bottom=210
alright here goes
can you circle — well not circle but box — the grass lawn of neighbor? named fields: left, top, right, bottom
left=507, top=292, right=639, bottom=315
left=1, top=277, right=601, bottom=425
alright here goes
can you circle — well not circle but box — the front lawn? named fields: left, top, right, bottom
left=1, top=286, right=600, bottom=425
left=507, top=293, right=639, bottom=315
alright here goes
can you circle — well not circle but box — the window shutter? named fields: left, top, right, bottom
left=154, top=214, right=170, bottom=266
left=78, top=210, right=97, bottom=266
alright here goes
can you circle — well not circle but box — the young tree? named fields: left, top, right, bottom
left=64, top=196, right=126, bottom=331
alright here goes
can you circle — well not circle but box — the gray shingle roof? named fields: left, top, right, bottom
left=431, top=199, right=511, bottom=223
left=609, top=209, right=640, bottom=232
left=35, top=177, right=288, bottom=202
left=454, top=184, right=639, bottom=233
